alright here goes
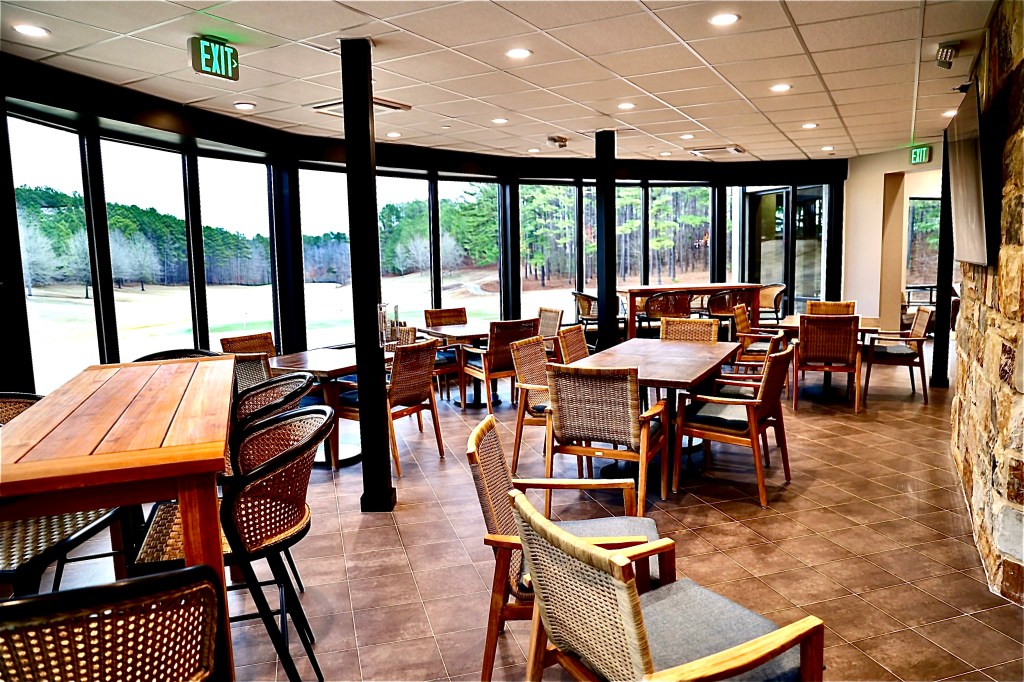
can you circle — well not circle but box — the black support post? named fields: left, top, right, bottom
left=182, top=146, right=210, bottom=350
left=825, top=182, right=844, bottom=301
left=339, top=38, right=396, bottom=512
left=931, top=136, right=954, bottom=389
left=640, top=181, right=650, bottom=286
left=575, top=180, right=585, bottom=298
left=428, top=171, right=442, bottom=310
left=595, top=130, right=618, bottom=350
left=79, top=122, right=119, bottom=364
left=711, top=184, right=727, bottom=282
left=0, top=113, right=35, bottom=392
left=500, top=178, right=521, bottom=320
left=270, top=161, right=307, bottom=353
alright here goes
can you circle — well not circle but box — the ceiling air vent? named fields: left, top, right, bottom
left=688, top=145, right=745, bottom=159
left=309, top=97, right=411, bottom=118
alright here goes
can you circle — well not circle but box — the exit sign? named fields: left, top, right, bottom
left=910, top=145, right=932, bottom=165
left=188, top=37, right=239, bottom=81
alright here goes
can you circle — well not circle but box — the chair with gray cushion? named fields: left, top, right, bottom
left=863, top=307, right=933, bottom=407
left=510, top=488, right=825, bottom=682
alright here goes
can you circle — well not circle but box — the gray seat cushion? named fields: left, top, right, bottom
left=435, top=350, right=457, bottom=366
left=466, top=355, right=485, bottom=370
left=686, top=402, right=749, bottom=433
left=718, top=383, right=757, bottom=398
left=872, top=344, right=915, bottom=357
left=338, top=390, right=360, bottom=408
left=746, top=341, right=770, bottom=354
left=642, top=578, right=800, bottom=681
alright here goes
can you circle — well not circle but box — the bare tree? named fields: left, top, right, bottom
left=19, top=222, right=59, bottom=296
left=65, top=230, right=93, bottom=298
left=108, top=230, right=132, bottom=288
left=440, top=231, right=465, bottom=276
left=394, top=234, right=431, bottom=274
left=127, top=235, right=162, bottom=291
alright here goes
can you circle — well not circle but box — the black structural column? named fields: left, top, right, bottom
left=824, top=182, right=844, bottom=301
left=339, top=38, right=396, bottom=512
left=79, top=121, right=119, bottom=364
left=500, top=178, right=521, bottom=320
left=270, top=161, right=307, bottom=353
left=640, top=181, right=650, bottom=286
left=931, top=136, right=954, bottom=388
left=711, top=184, right=727, bottom=282
left=428, top=171, right=442, bottom=309
left=0, top=114, right=34, bottom=392
left=575, top=180, right=585, bottom=295
left=595, top=129, right=618, bottom=350
left=182, top=147, right=210, bottom=350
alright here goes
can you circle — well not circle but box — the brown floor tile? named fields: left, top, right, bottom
left=339, top=510, right=395, bottom=531
left=914, top=571, right=1014, bottom=613
left=232, top=623, right=279, bottom=667
left=707, top=577, right=794, bottom=613
left=972, top=605, right=1024, bottom=643
left=859, top=584, right=963, bottom=627
left=295, top=582, right=352, bottom=618
left=667, top=503, right=735, bottom=529
left=913, top=510, right=974, bottom=536
left=741, top=514, right=815, bottom=541
left=822, top=643, right=900, bottom=681
left=397, top=519, right=460, bottom=546
left=814, top=557, right=904, bottom=593
left=290, top=554, right=347, bottom=586
left=821, top=526, right=903, bottom=554
left=910, top=487, right=968, bottom=511
left=775, top=535, right=855, bottom=566
left=913, top=538, right=984, bottom=570
left=853, top=629, right=973, bottom=681
left=692, top=521, right=768, bottom=549
left=829, top=500, right=902, bottom=525
left=785, top=507, right=858, bottom=532
left=436, top=626, right=525, bottom=678
left=915, top=615, right=1023, bottom=669
left=279, top=647, right=360, bottom=682
left=864, top=547, right=958, bottom=582
left=289, top=532, right=344, bottom=560
left=866, top=518, right=950, bottom=546
left=349, top=572, right=420, bottom=611
left=724, top=542, right=805, bottom=577
left=344, top=547, right=412, bottom=581
left=343, top=525, right=403, bottom=554
left=358, top=636, right=447, bottom=681
left=676, top=551, right=753, bottom=585
left=982, top=658, right=1023, bottom=682
left=661, top=529, right=717, bottom=557
left=405, top=539, right=473, bottom=572
left=799, top=484, right=865, bottom=506
left=353, top=602, right=432, bottom=647
left=803, top=594, right=905, bottom=642
left=235, top=661, right=278, bottom=682
left=423, top=591, right=492, bottom=635
left=872, top=472, right=939, bottom=493
left=414, top=562, right=489, bottom=600
left=873, top=493, right=946, bottom=517
left=760, top=567, right=852, bottom=606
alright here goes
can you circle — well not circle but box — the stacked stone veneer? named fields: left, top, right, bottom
left=950, top=0, right=1024, bottom=605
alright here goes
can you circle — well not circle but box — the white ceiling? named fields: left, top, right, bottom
left=1, top=0, right=992, bottom=161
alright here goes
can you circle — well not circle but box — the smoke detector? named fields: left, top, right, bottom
left=546, top=135, right=568, bottom=149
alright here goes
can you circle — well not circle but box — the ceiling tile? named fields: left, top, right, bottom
left=11, top=0, right=191, bottom=34
left=482, top=88, right=570, bottom=111
left=456, top=31, right=580, bottom=68
left=799, top=8, right=920, bottom=52
left=379, top=48, right=491, bottom=81
left=496, top=1, right=641, bottom=29
left=831, top=83, right=916, bottom=105
left=656, top=84, right=739, bottom=106
left=206, top=1, right=370, bottom=40
left=375, top=108, right=447, bottom=125
left=551, top=78, right=644, bottom=102
left=823, top=64, right=916, bottom=90
left=303, top=21, right=398, bottom=50
left=376, top=83, right=462, bottom=106
left=245, top=78, right=339, bottom=105
left=165, top=65, right=291, bottom=92
left=655, top=1, right=790, bottom=41
left=287, top=123, right=344, bottom=137
left=923, top=0, right=993, bottom=36
left=842, top=110, right=913, bottom=126
left=838, top=98, right=913, bottom=117
left=918, top=53, right=974, bottom=80
left=613, top=107, right=686, bottom=125
left=254, top=105, right=333, bottom=125
left=509, top=58, right=615, bottom=87
left=764, top=106, right=840, bottom=123
left=389, top=2, right=534, bottom=46
left=549, top=13, right=675, bottom=56
left=418, top=97, right=508, bottom=117
left=523, top=103, right=597, bottom=122
left=689, top=27, right=803, bottom=63
left=132, top=11, right=285, bottom=55
left=126, top=74, right=233, bottom=102
left=241, top=43, right=340, bottom=78
left=190, top=92, right=293, bottom=116
left=917, top=75, right=969, bottom=96
left=733, top=74, right=824, bottom=99
left=681, top=100, right=758, bottom=118
left=715, top=54, right=816, bottom=82
left=787, top=0, right=918, bottom=24
left=68, top=36, right=188, bottom=75
left=435, top=71, right=534, bottom=98
left=44, top=53, right=151, bottom=84
left=694, top=112, right=770, bottom=128
left=628, top=66, right=725, bottom=92
left=713, top=123, right=780, bottom=137
left=751, top=92, right=832, bottom=112
left=591, top=43, right=704, bottom=76
left=2, top=39, right=55, bottom=60
left=920, top=31, right=983, bottom=61
left=1, top=5, right=118, bottom=52
left=340, top=2, right=456, bottom=20
left=812, top=40, right=918, bottom=73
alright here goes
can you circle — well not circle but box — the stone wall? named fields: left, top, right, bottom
left=950, top=0, right=1024, bottom=605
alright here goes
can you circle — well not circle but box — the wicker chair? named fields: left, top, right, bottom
left=134, top=348, right=222, bottom=361
left=716, top=332, right=787, bottom=398
left=133, top=406, right=334, bottom=682
left=677, top=346, right=795, bottom=507
left=545, top=365, right=669, bottom=516
left=219, top=331, right=276, bottom=356
left=0, top=393, right=122, bottom=597
left=509, top=336, right=551, bottom=475
left=793, top=315, right=863, bottom=414
left=571, top=291, right=599, bottom=331
left=557, top=324, right=591, bottom=364
left=864, top=307, right=933, bottom=406
left=424, top=308, right=466, bottom=399
left=806, top=300, right=855, bottom=314
left=337, top=339, right=444, bottom=477
left=467, top=415, right=661, bottom=681
left=230, top=352, right=273, bottom=393
left=460, top=318, right=541, bottom=414
left=759, top=283, right=786, bottom=324
left=510, top=489, right=825, bottom=682
left=643, top=291, right=692, bottom=337
left=733, top=303, right=780, bottom=363
left=660, top=317, right=719, bottom=341
left=231, top=371, right=315, bottom=452
left=0, top=566, right=224, bottom=682
left=425, top=307, right=468, bottom=326
left=538, top=307, right=564, bottom=357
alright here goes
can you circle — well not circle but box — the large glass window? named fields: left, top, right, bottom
left=9, top=118, right=99, bottom=392
left=101, top=140, right=192, bottom=361
left=647, top=185, right=711, bottom=285
left=615, top=185, right=642, bottom=289
left=794, top=185, right=827, bottom=312
left=377, top=176, right=432, bottom=327
left=520, top=184, right=576, bottom=320
left=198, top=157, right=274, bottom=351
left=906, top=198, right=942, bottom=287
left=300, top=169, right=352, bottom=348
left=749, top=189, right=786, bottom=286
left=439, top=180, right=500, bottom=321
left=726, top=187, right=743, bottom=282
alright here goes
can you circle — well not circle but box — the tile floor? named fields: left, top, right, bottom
left=52, top=349, right=1023, bottom=681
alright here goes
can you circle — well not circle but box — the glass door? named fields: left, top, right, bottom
left=746, top=188, right=789, bottom=310
left=793, top=185, right=827, bottom=313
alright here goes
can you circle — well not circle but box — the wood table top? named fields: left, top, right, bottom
left=269, top=347, right=392, bottom=378
left=422, top=323, right=491, bottom=341
left=619, top=283, right=763, bottom=295
left=569, top=338, right=741, bottom=390
left=778, top=314, right=882, bottom=332
left=1, top=355, right=234, bottom=497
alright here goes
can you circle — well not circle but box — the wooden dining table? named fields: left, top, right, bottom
left=619, top=283, right=764, bottom=338
left=421, top=322, right=497, bottom=409
left=777, top=314, right=881, bottom=334
left=0, top=355, right=236, bottom=679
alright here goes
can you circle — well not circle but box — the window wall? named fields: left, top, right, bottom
left=101, top=140, right=192, bottom=361
left=520, top=183, right=577, bottom=320
left=648, top=185, right=711, bottom=285
left=794, top=185, right=827, bottom=311
left=439, top=180, right=500, bottom=321
left=615, top=185, right=642, bottom=289
left=198, top=157, right=274, bottom=351
left=300, top=168, right=353, bottom=348
left=377, top=176, right=432, bottom=327
left=9, top=117, right=100, bottom=392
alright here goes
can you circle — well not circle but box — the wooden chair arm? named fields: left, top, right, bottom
left=516, top=382, right=548, bottom=391
left=736, top=332, right=775, bottom=341
left=513, top=478, right=635, bottom=492
left=645, top=616, right=824, bottom=682
left=483, top=534, right=521, bottom=550
left=690, top=394, right=760, bottom=406
left=485, top=533, right=649, bottom=552
left=750, top=327, right=780, bottom=334
left=639, top=399, right=667, bottom=423
left=715, top=377, right=762, bottom=387
left=615, top=537, right=676, bottom=563
left=461, top=345, right=487, bottom=356
left=876, top=329, right=910, bottom=336
left=726, top=361, right=765, bottom=369
left=542, top=335, right=560, bottom=343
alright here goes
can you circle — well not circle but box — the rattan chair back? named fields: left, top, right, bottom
left=220, top=332, right=277, bottom=357
left=644, top=291, right=691, bottom=320
left=557, top=325, right=590, bottom=363
left=388, top=339, right=439, bottom=407
left=232, top=352, right=273, bottom=393
left=425, top=307, right=467, bottom=327
left=510, top=336, right=549, bottom=412
left=0, top=565, right=222, bottom=682
left=732, top=303, right=757, bottom=349
left=799, top=315, right=860, bottom=365
left=234, top=372, right=314, bottom=430
left=396, top=325, right=418, bottom=345
left=707, top=292, right=734, bottom=315
left=755, top=346, right=795, bottom=421
left=486, top=318, right=541, bottom=373
left=759, top=284, right=786, bottom=309
left=538, top=307, right=564, bottom=337
left=510, top=490, right=652, bottom=681
left=572, top=292, right=598, bottom=319
left=134, top=349, right=222, bottom=362
left=0, top=392, right=42, bottom=425
left=660, top=317, right=719, bottom=341
left=806, top=300, right=855, bottom=315
left=547, top=364, right=641, bottom=450
left=908, top=308, right=933, bottom=352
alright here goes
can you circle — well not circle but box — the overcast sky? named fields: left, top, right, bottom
left=8, top=117, right=470, bottom=239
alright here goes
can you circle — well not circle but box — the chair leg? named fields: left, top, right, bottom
left=482, top=549, right=515, bottom=682
left=576, top=456, right=584, bottom=477
left=919, top=355, right=929, bottom=405
left=387, top=409, right=402, bottom=478
left=416, top=410, right=424, bottom=432
left=459, top=371, right=467, bottom=412
left=240, top=559, right=305, bottom=682
left=485, top=372, right=495, bottom=415
left=512, top=394, right=527, bottom=475
left=429, top=393, right=445, bottom=459
left=909, top=365, right=916, bottom=393
left=525, top=602, right=547, bottom=682
left=585, top=457, right=594, bottom=478
left=775, top=411, right=792, bottom=483
left=637, top=460, right=648, bottom=517
left=284, top=547, right=305, bottom=592
left=854, top=360, right=862, bottom=415
left=750, top=431, right=769, bottom=509
left=52, top=556, right=68, bottom=592
left=761, top=431, right=771, bottom=467
left=863, top=357, right=874, bottom=408
left=671, top=432, right=682, bottom=494
left=544, top=425, right=555, bottom=518
left=268, top=553, right=324, bottom=682
left=660, top=441, right=669, bottom=502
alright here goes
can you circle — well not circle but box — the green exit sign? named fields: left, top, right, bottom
left=910, top=145, right=932, bottom=165
left=188, top=37, right=238, bottom=81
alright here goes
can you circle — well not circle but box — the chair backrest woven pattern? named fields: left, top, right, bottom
left=397, top=326, right=418, bottom=345
left=806, top=300, right=855, bottom=315
left=220, top=332, right=276, bottom=357
left=425, top=308, right=467, bottom=327
left=487, top=319, right=541, bottom=373
left=0, top=571, right=219, bottom=682
left=510, top=336, right=549, bottom=411
left=800, top=315, right=859, bottom=365
left=389, top=339, right=439, bottom=407
left=234, top=373, right=313, bottom=424
left=539, top=307, right=564, bottom=352
left=557, top=325, right=590, bottom=364
left=644, top=291, right=691, bottom=320
left=0, top=393, right=42, bottom=426
left=232, top=353, right=272, bottom=393
left=909, top=308, right=933, bottom=352
left=759, top=284, right=785, bottom=308
left=732, top=303, right=754, bottom=349
left=547, top=365, right=641, bottom=450
left=511, top=491, right=652, bottom=681
left=707, top=292, right=734, bottom=315
left=573, top=292, right=598, bottom=319
left=660, top=317, right=719, bottom=341
left=755, top=346, right=795, bottom=421
left=134, top=349, right=221, bottom=362
left=467, top=416, right=531, bottom=601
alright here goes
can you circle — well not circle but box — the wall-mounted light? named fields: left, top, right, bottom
left=936, top=40, right=960, bottom=70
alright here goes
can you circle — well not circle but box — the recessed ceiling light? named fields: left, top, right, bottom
left=13, top=24, right=50, bottom=37
left=770, top=83, right=792, bottom=93
left=820, top=146, right=834, bottom=151
left=659, top=151, right=672, bottom=157
left=709, top=13, right=740, bottom=26
left=943, top=109, right=958, bottom=117
left=680, top=133, right=695, bottom=140
left=386, top=131, right=402, bottom=138
left=492, top=117, right=509, bottom=124
left=801, top=122, right=818, bottom=129
left=505, top=48, right=532, bottom=59
left=233, top=101, right=256, bottom=111
left=617, top=102, right=636, bottom=110
left=527, top=148, right=540, bottom=153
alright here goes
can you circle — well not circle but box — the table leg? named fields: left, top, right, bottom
left=453, top=376, right=504, bottom=409
left=178, top=473, right=234, bottom=681
left=628, top=294, right=638, bottom=339
left=321, top=381, right=341, bottom=469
